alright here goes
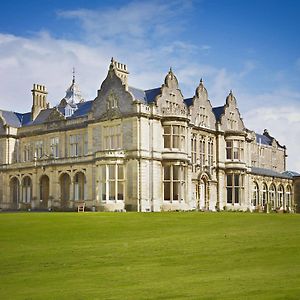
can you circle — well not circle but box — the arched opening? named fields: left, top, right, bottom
left=277, top=185, right=284, bottom=208
left=60, top=173, right=71, bottom=207
left=286, top=185, right=292, bottom=209
left=22, top=176, right=32, bottom=203
left=40, top=175, right=49, bottom=209
left=10, top=177, right=20, bottom=209
left=262, top=183, right=268, bottom=207
left=269, top=184, right=276, bottom=209
left=195, top=174, right=208, bottom=210
left=74, top=172, right=86, bottom=201
left=252, top=182, right=259, bottom=207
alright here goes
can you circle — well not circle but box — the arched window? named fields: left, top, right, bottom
left=269, top=184, right=276, bottom=208
left=252, top=182, right=259, bottom=206
left=277, top=185, right=284, bottom=208
left=60, top=173, right=71, bottom=204
left=10, top=177, right=20, bottom=208
left=22, top=176, right=32, bottom=203
left=74, top=172, right=86, bottom=201
left=262, top=183, right=268, bottom=206
left=286, top=185, right=292, bottom=209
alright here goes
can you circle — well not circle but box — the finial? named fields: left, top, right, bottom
left=72, top=67, right=75, bottom=84
left=169, top=67, right=173, bottom=73
left=229, top=89, right=233, bottom=95
left=111, top=57, right=114, bottom=63
left=200, top=78, right=203, bottom=84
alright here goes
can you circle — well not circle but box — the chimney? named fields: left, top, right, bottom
left=31, top=84, right=48, bottom=120
left=110, top=58, right=129, bottom=88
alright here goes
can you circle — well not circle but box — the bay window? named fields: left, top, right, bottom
left=163, top=124, right=186, bottom=150
left=226, top=173, right=244, bottom=204
left=163, top=164, right=186, bottom=201
left=226, top=140, right=244, bottom=160
left=100, top=164, right=125, bottom=202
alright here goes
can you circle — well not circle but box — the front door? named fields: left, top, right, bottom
left=40, top=176, right=49, bottom=209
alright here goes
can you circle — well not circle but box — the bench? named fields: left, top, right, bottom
left=77, top=202, right=85, bottom=212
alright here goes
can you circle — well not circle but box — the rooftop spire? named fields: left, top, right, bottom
left=72, top=67, right=75, bottom=84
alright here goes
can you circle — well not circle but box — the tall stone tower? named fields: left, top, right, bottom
left=31, top=84, right=48, bottom=120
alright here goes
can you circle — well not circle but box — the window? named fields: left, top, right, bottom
left=286, top=186, right=292, bottom=208
left=226, top=174, right=243, bottom=204
left=226, top=140, right=243, bottom=160
left=163, top=165, right=186, bottom=201
left=100, top=164, right=125, bottom=202
left=252, top=182, right=259, bottom=206
left=70, top=135, right=81, bottom=157
left=199, top=136, right=205, bottom=166
left=208, top=138, right=213, bottom=167
left=227, top=112, right=237, bottom=130
left=277, top=185, right=284, bottom=208
left=50, top=137, right=59, bottom=158
left=103, top=124, right=121, bottom=150
left=74, top=172, right=86, bottom=201
left=269, top=184, right=276, bottom=208
left=84, top=133, right=88, bottom=155
left=199, top=107, right=208, bottom=127
left=35, top=141, right=43, bottom=159
left=22, top=176, right=32, bottom=203
left=191, top=135, right=197, bottom=171
left=163, top=124, right=185, bottom=150
left=262, top=183, right=268, bottom=206
left=23, top=143, right=31, bottom=162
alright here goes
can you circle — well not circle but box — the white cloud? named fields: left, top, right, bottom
left=0, top=1, right=298, bottom=172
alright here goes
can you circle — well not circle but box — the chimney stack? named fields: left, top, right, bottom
left=31, top=84, right=48, bottom=120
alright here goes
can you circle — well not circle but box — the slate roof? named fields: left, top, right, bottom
left=70, top=101, right=93, bottom=118
left=282, top=170, right=300, bottom=177
left=212, top=106, right=225, bottom=121
left=0, top=110, right=22, bottom=127
left=184, top=98, right=193, bottom=107
left=31, top=109, right=53, bottom=125
left=15, top=112, right=32, bottom=126
left=251, top=167, right=292, bottom=179
left=256, top=133, right=272, bottom=146
left=144, top=87, right=161, bottom=103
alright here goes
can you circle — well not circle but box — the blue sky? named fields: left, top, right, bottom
left=0, top=0, right=299, bottom=170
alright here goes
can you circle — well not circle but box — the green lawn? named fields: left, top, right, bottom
left=0, top=212, right=299, bottom=299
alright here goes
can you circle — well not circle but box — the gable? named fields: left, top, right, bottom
left=219, top=92, right=245, bottom=132
left=92, top=67, right=135, bottom=120
left=155, top=69, right=187, bottom=117
left=189, top=80, right=216, bottom=129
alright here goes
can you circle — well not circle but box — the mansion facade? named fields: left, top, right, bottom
left=0, top=59, right=297, bottom=212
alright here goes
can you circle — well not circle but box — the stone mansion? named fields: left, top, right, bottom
left=0, top=59, right=298, bottom=212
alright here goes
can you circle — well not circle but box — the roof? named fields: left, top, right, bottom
left=15, top=112, right=32, bottom=126
left=212, top=106, right=225, bottom=121
left=70, top=101, right=93, bottom=118
left=251, top=167, right=292, bottom=179
left=256, top=133, right=272, bottom=146
left=282, top=170, right=300, bottom=177
left=144, top=87, right=161, bottom=103
left=184, top=98, right=193, bottom=107
left=31, top=109, right=53, bottom=125
left=0, top=109, right=22, bottom=127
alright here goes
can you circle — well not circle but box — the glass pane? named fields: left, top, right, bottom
left=101, top=182, right=106, bottom=201
left=164, top=126, right=171, bottom=134
left=164, top=136, right=171, bottom=148
left=164, top=182, right=170, bottom=201
left=173, top=136, right=180, bottom=148
left=109, top=165, right=115, bottom=179
left=173, top=166, right=180, bottom=180
left=227, top=188, right=232, bottom=203
left=226, top=148, right=232, bottom=159
left=109, top=181, right=115, bottom=200
left=118, top=165, right=124, bottom=179
left=234, top=174, right=239, bottom=187
left=173, top=182, right=179, bottom=200
left=101, top=166, right=106, bottom=181
left=164, top=166, right=170, bottom=180
left=235, top=188, right=240, bottom=203
left=227, top=175, right=232, bottom=186
left=117, top=182, right=124, bottom=200
left=172, top=126, right=179, bottom=134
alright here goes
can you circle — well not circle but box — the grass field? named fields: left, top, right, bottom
left=0, top=212, right=300, bottom=299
